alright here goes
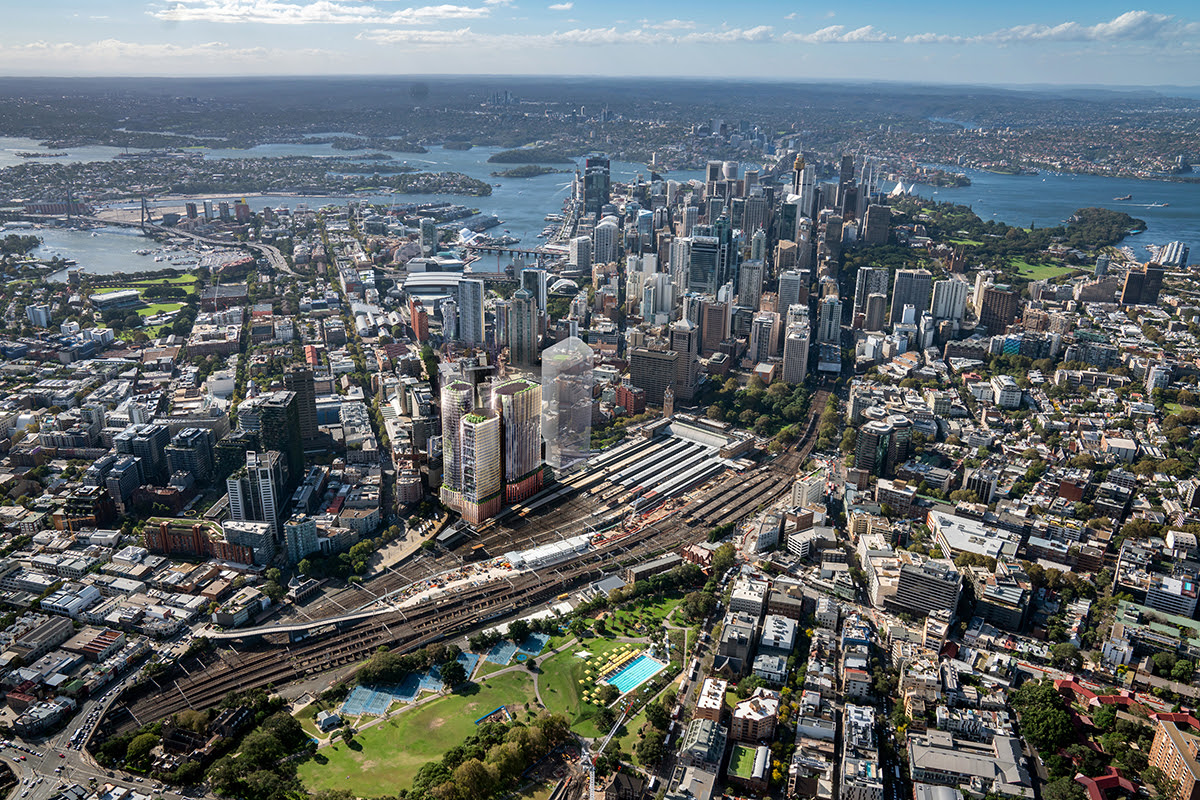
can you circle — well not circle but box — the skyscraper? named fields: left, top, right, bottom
left=520, top=268, right=549, bottom=313
left=862, top=205, right=891, bottom=245
left=979, top=286, right=1019, bottom=334
left=165, top=427, right=216, bottom=483
left=890, top=269, right=933, bottom=327
left=542, top=337, right=593, bottom=473
left=439, top=380, right=475, bottom=512
left=509, top=288, right=540, bottom=367
left=864, top=293, right=887, bottom=332
left=227, top=450, right=286, bottom=536
left=491, top=378, right=543, bottom=502
left=669, top=319, right=700, bottom=401
left=419, top=217, right=439, bottom=256
left=750, top=227, right=767, bottom=261
left=738, top=259, right=765, bottom=310
left=817, top=295, right=842, bottom=345
left=689, top=235, right=721, bottom=295
left=457, top=279, right=486, bottom=346
left=284, top=365, right=318, bottom=443
left=853, top=266, right=889, bottom=315
left=749, top=312, right=779, bottom=363
left=779, top=270, right=807, bottom=311
left=782, top=324, right=810, bottom=385
left=114, top=423, right=171, bottom=485
left=593, top=219, right=620, bottom=265
left=930, top=279, right=969, bottom=325
left=570, top=236, right=593, bottom=272
left=237, top=390, right=302, bottom=487
left=458, top=409, right=502, bottom=525
left=583, top=156, right=610, bottom=217
left=700, top=298, right=729, bottom=355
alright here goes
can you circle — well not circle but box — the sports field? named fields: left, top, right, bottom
left=298, top=671, right=537, bottom=797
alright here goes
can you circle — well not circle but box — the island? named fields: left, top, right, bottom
left=489, top=165, right=572, bottom=178
left=487, top=146, right=575, bottom=164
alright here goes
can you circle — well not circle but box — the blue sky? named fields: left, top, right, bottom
left=3, top=1, right=1199, bottom=84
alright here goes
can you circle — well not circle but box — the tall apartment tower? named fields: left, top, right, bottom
left=817, top=295, right=842, bottom=345
left=491, top=378, right=543, bottom=503
left=457, top=279, right=486, bottom=346
left=419, top=218, right=439, bottom=256
left=113, top=423, right=171, bottom=485
left=458, top=409, right=502, bottom=526
left=779, top=270, right=807, bottom=311
left=227, top=450, right=286, bottom=536
left=979, top=286, right=1020, bottom=334
left=509, top=288, right=540, bottom=367
left=439, top=380, right=475, bottom=512
left=864, top=293, right=887, bottom=332
left=853, top=267, right=889, bottom=315
left=237, top=390, right=302, bottom=487
left=890, top=269, right=933, bottom=327
left=542, top=337, right=594, bottom=473
left=284, top=366, right=319, bottom=443
left=569, top=236, right=593, bottom=272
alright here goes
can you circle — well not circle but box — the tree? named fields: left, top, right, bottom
left=645, top=701, right=670, bottom=730
left=1050, top=643, right=1082, bottom=670
left=1010, top=679, right=1074, bottom=751
left=1172, top=659, right=1194, bottom=683
left=636, top=730, right=667, bottom=765
left=567, top=617, right=587, bottom=640
left=1042, top=777, right=1086, bottom=800
left=441, top=660, right=467, bottom=688
left=711, top=543, right=736, bottom=577
left=125, top=732, right=157, bottom=769
left=682, top=591, right=716, bottom=621
left=507, top=619, right=530, bottom=644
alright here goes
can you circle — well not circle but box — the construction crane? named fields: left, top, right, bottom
left=581, top=700, right=633, bottom=800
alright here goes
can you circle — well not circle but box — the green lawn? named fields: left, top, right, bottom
left=1165, top=403, right=1192, bottom=416
left=729, top=744, right=758, bottom=779
left=538, top=638, right=629, bottom=735
left=1011, top=258, right=1077, bottom=281
left=612, top=708, right=648, bottom=765
left=137, top=302, right=184, bottom=316
left=297, top=671, right=538, bottom=797
left=948, top=238, right=983, bottom=246
left=605, top=594, right=683, bottom=638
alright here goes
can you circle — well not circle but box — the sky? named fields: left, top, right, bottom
left=2, top=0, right=1199, bottom=85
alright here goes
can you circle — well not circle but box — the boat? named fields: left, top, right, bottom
left=1149, top=202, right=1169, bottom=208
left=1114, top=194, right=1132, bottom=201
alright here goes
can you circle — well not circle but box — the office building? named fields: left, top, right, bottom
left=419, top=217, right=438, bottom=256
left=862, top=204, right=891, bottom=245
left=165, top=427, right=216, bottom=483
left=284, top=366, right=319, bottom=443
left=520, top=268, right=549, bottom=314
left=864, top=293, right=887, bottom=332
left=670, top=319, right=700, bottom=401
left=629, top=347, right=679, bottom=406
left=750, top=312, right=779, bottom=363
left=779, top=270, right=807, bottom=311
left=227, top=450, right=286, bottom=537
left=855, top=416, right=911, bottom=477
left=237, top=390, right=302, bottom=486
left=114, top=423, right=171, bottom=485
left=853, top=267, right=888, bottom=315
left=931, top=278, right=969, bottom=324
left=892, top=555, right=963, bottom=617
left=739, top=259, right=765, bottom=310
left=593, top=219, right=620, bottom=265
left=783, top=325, right=810, bottom=385
left=509, top=288, right=540, bottom=367
left=491, top=378, right=543, bottom=503
left=890, top=269, right=933, bottom=327
left=583, top=156, right=610, bottom=217
left=689, top=235, right=722, bottom=295
left=457, top=279, right=486, bottom=346
left=542, top=337, right=593, bottom=473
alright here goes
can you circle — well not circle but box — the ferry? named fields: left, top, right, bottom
left=1113, top=194, right=1132, bottom=201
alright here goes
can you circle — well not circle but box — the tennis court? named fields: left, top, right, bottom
left=340, top=686, right=394, bottom=717
left=485, top=640, right=519, bottom=665
left=339, top=653, right=482, bottom=714
left=516, top=633, right=550, bottom=657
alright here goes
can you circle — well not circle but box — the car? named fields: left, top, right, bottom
left=59, top=753, right=65, bottom=758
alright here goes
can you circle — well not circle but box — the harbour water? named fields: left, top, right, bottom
left=2, top=133, right=1195, bottom=276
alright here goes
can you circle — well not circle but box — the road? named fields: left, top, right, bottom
left=144, top=223, right=295, bottom=276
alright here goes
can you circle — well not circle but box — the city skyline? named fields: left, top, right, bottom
left=0, top=2, right=1198, bottom=85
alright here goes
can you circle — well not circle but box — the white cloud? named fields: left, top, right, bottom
left=547, top=2, right=571, bottom=9
left=683, top=26, right=775, bottom=44
left=905, top=11, right=1200, bottom=46
left=151, top=0, right=493, bottom=25
left=783, top=25, right=893, bottom=43
left=0, top=38, right=290, bottom=62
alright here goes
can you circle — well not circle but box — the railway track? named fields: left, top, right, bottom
left=101, top=390, right=836, bottom=735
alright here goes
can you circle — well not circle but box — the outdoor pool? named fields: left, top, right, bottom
left=605, top=654, right=667, bottom=694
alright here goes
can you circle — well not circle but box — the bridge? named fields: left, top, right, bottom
left=461, top=242, right=566, bottom=268
left=205, top=605, right=402, bottom=641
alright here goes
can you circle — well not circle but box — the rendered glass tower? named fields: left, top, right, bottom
left=541, top=337, right=594, bottom=474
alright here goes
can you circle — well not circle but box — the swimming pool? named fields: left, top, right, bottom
left=605, top=654, right=668, bottom=694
